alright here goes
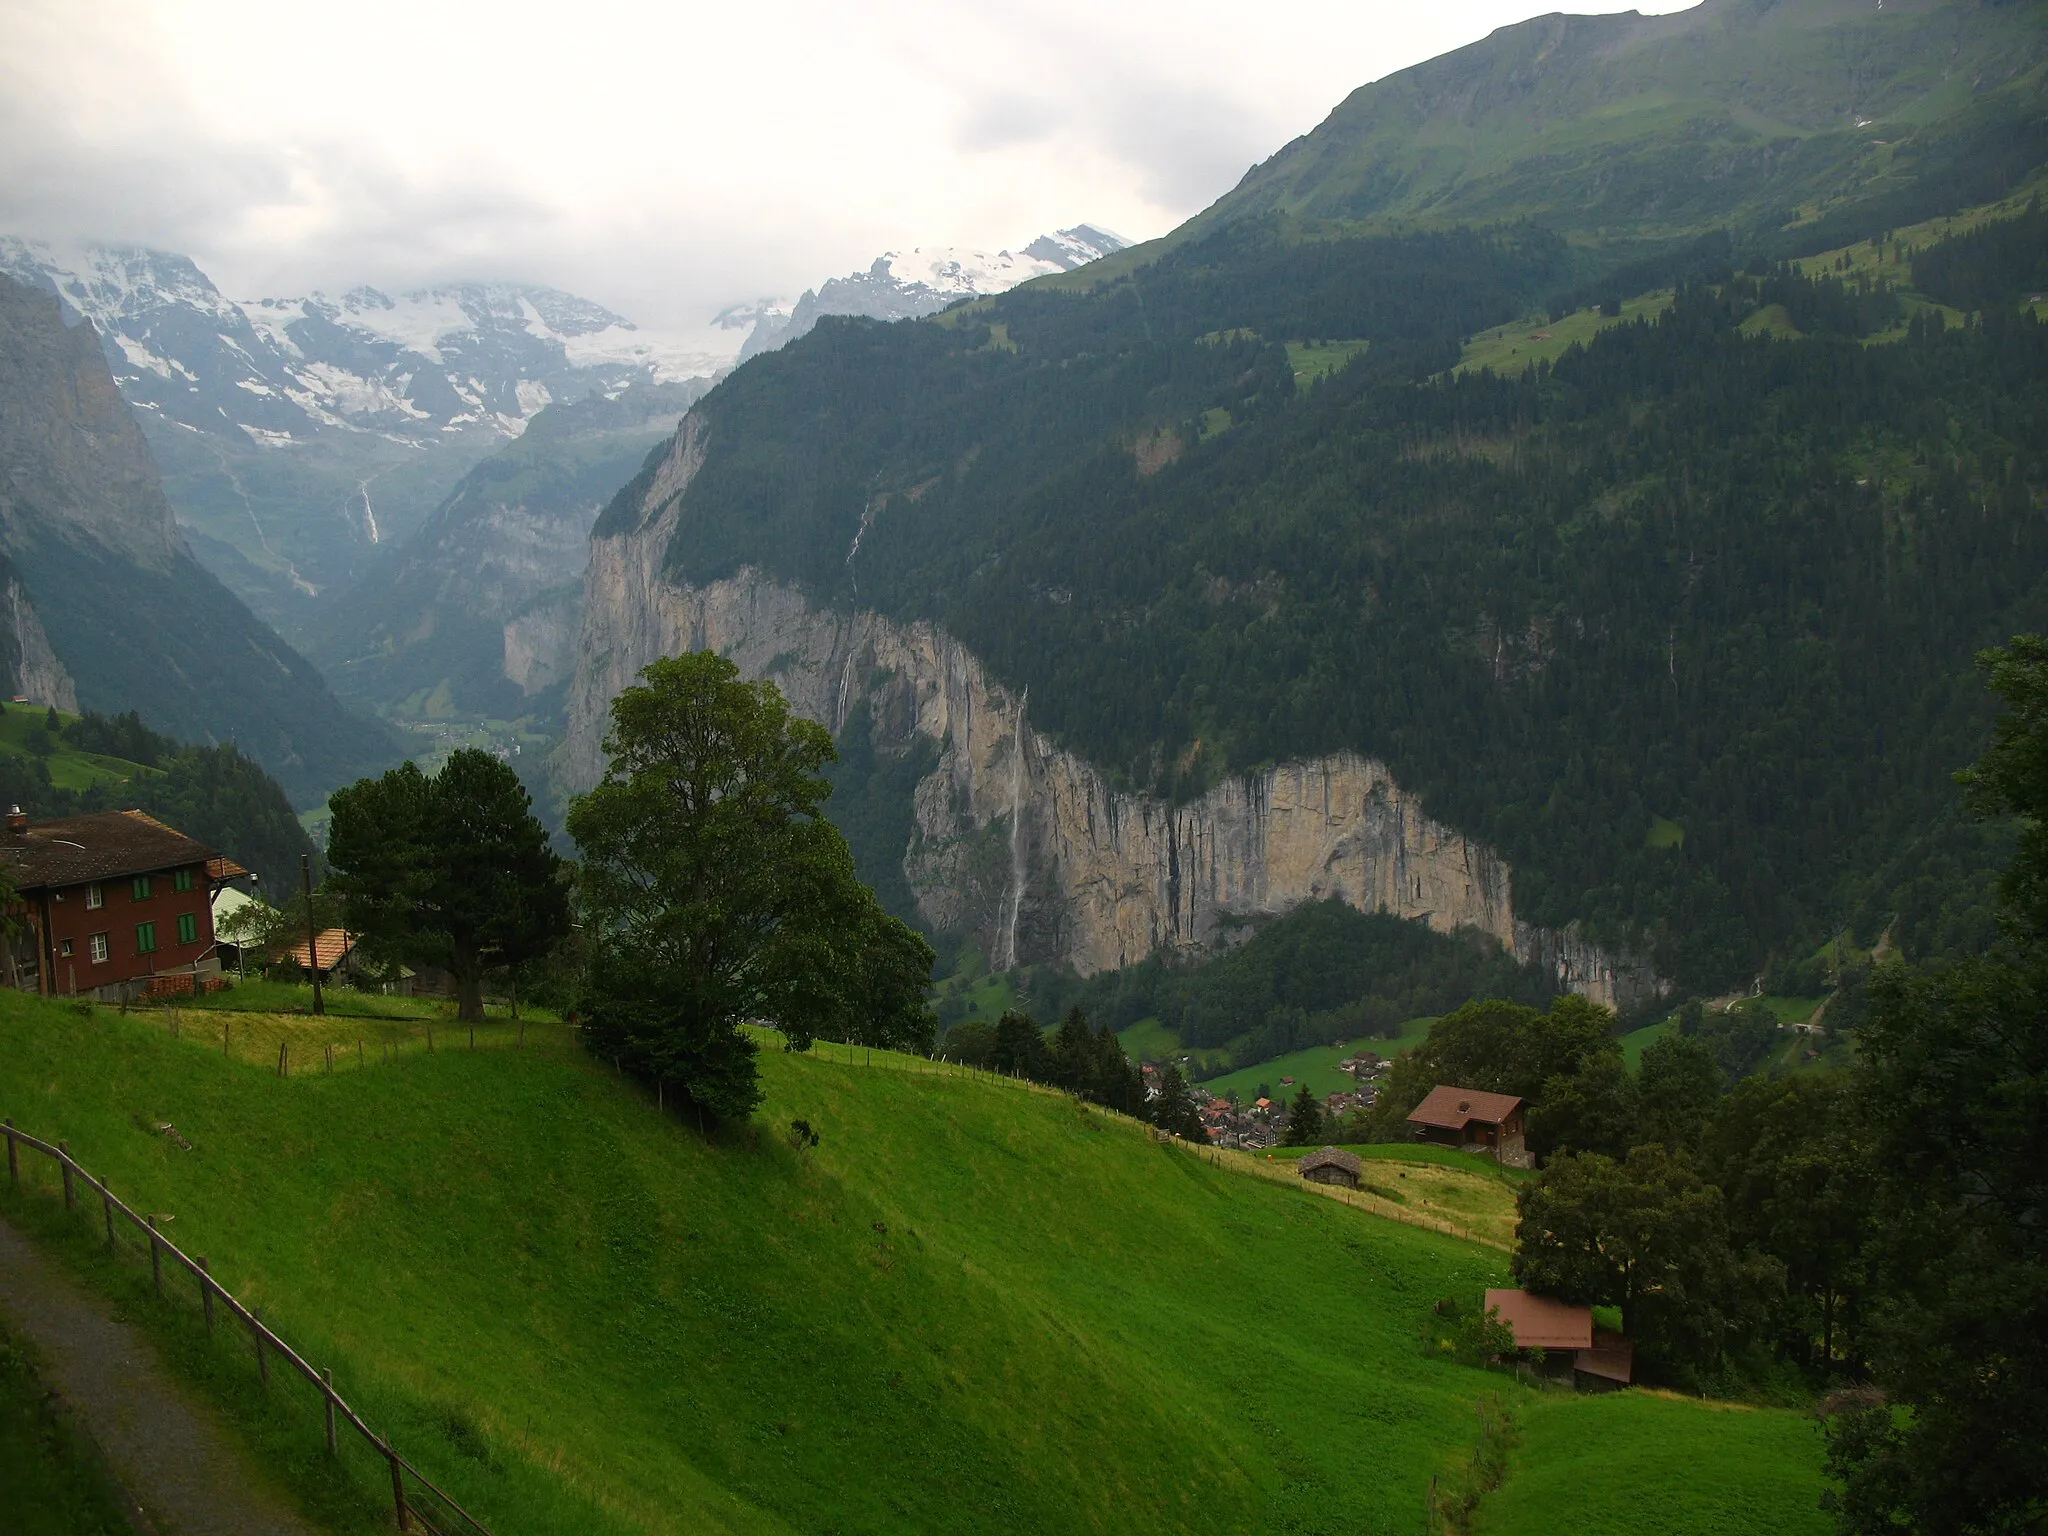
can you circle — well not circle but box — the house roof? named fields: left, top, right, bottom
left=1407, top=1085, right=1524, bottom=1130
left=0, top=809, right=224, bottom=891
left=1298, top=1147, right=1363, bottom=1177
left=1484, top=1288, right=1593, bottom=1351
left=285, top=928, right=356, bottom=972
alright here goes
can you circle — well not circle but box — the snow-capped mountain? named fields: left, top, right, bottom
left=0, top=238, right=730, bottom=447
left=0, top=238, right=736, bottom=625
left=738, top=224, right=1128, bottom=361
left=0, top=225, right=1126, bottom=633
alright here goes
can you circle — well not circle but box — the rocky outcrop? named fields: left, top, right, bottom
left=563, top=416, right=1662, bottom=1010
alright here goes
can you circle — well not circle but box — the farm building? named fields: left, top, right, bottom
left=1296, top=1147, right=1363, bottom=1188
left=284, top=929, right=363, bottom=985
left=1484, top=1288, right=1634, bottom=1388
left=0, top=807, right=248, bottom=1001
left=1406, top=1085, right=1531, bottom=1167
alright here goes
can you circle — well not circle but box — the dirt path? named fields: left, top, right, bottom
left=0, top=1216, right=321, bottom=1536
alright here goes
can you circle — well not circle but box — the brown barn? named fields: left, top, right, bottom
left=1297, top=1147, right=1363, bottom=1188
left=1, top=808, right=247, bottom=1001
left=1406, top=1085, right=1530, bottom=1167
left=1484, top=1288, right=1634, bottom=1388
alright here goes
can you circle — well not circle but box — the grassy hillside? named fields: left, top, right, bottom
left=0, top=706, right=151, bottom=793
left=1473, top=1391, right=1830, bottom=1536
left=1198, top=1018, right=1436, bottom=1101
left=0, top=990, right=1831, bottom=1535
left=1190, top=0, right=2048, bottom=256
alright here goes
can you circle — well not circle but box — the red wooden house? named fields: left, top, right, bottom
left=1, top=807, right=248, bottom=1001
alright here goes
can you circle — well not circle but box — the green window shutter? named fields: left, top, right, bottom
left=174, top=868, right=193, bottom=893
left=132, top=875, right=151, bottom=901
left=135, top=922, right=157, bottom=955
left=176, top=913, right=198, bottom=945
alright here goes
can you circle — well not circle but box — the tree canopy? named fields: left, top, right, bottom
left=567, top=653, right=934, bottom=1124
left=327, top=747, right=569, bottom=1022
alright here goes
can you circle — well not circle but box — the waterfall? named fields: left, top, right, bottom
left=997, top=689, right=1029, bottom=971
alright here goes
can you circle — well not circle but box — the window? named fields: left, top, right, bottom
left=132, top=875, right=152, bottom=901
left=176, top=913, right=198, bottom=945
left=85, top=883, right=103, bottom=910
left=135, top=922, right=157, bottom=956
left=174, top=867, right=193, bottom=893
left=58, top=938, right=73, bottom=957
left=88, top=934, right=108, bottom=964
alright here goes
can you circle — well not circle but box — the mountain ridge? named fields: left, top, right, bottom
left=0, top=273, right=397, bottom=802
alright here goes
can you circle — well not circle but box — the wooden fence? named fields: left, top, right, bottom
left=1, top=1118, right=494, bottom=1536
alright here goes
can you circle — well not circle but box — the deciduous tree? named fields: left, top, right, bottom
left=567, top=654, right=932, bottom=1123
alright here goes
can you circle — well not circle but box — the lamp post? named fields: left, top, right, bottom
left=301, top=855, right=324, bottom=1017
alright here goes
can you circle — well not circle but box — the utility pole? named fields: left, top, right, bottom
left=301, top=854, right=324, bottom=1016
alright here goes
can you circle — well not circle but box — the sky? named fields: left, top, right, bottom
left=0, top=0, right=1696, bottom=330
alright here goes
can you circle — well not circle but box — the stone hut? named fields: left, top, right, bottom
left=1297, top=1147, right=1363, bottom=1189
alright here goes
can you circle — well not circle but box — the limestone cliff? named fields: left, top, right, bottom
left=563, top=416, right=1661, bottom=1010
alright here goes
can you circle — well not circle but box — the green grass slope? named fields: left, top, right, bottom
left=1192, top=0, right=2048, bottom=254
left=0, top=990, right=1511, bottom=1536
left=1474, top=1391, right=1830, bottom=1536
left=0, top=991, right=1834, bottom=1535
left=0, top=706, right=152, bottom=793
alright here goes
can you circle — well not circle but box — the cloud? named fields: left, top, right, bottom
left=0, top=0, right=1700, bottom=328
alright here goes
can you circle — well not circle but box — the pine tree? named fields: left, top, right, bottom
left=1151, top=1063, right=1208, bottom=1143
left=1281, top=1083, right=1324, bottom=1146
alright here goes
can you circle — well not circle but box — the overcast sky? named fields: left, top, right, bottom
left=0, top=0, right=1694, bottom=329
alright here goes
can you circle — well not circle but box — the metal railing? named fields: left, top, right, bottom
left=2, top=1117, right=494, bottom=1536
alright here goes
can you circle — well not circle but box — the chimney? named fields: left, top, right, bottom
left=5, top=805, right=26, bottom=835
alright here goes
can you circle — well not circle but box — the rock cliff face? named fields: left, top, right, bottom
left=564, top=418, right=1661, bottom=1009
left=1, top=570, right=77, bottom=712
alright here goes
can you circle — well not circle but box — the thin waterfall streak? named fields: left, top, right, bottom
left=999, top=689, right=1028, bottom=971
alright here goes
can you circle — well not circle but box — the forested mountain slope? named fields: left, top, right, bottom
left=0, top=275, right=398, bottom=805
left=568, top=1, right=2048, bottom=993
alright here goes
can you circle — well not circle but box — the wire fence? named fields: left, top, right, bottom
left=1, top=1117, right=494, bottom=1536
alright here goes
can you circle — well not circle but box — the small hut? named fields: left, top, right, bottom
left=1297, top=1146, right=1363, bottom=1189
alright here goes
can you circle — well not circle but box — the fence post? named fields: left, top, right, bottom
left=3, top=1119, right=14, bottom=1188
left=358, top=1039, right=364, bottom=1070
left=147, top=1216, right=162, bottom=1296
left=427, top=1025, right=434, bottom=1053
left=198, top=1257, right=215, bottom=1333
left=323, top=1368, right=337, bottom=1454
left=252, top=1306, right=268, bottom=1386
left=278, top=1041, right=288, bottom=1078
left=389, top=1449, right=410, bottom=1530
left=101, top=1177, right=115, bottom=1248
left=58, top=1141, right=74, bottom=1210
left=326, top=1044, right=334, bottom=1075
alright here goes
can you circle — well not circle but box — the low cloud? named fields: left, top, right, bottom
left=0, top=0, right=1698, bottom=327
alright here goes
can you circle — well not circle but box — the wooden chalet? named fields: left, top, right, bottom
left=0, top=807, right=249, bottom=1001
left=1406, top=1085, right=1532, bottom=1167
